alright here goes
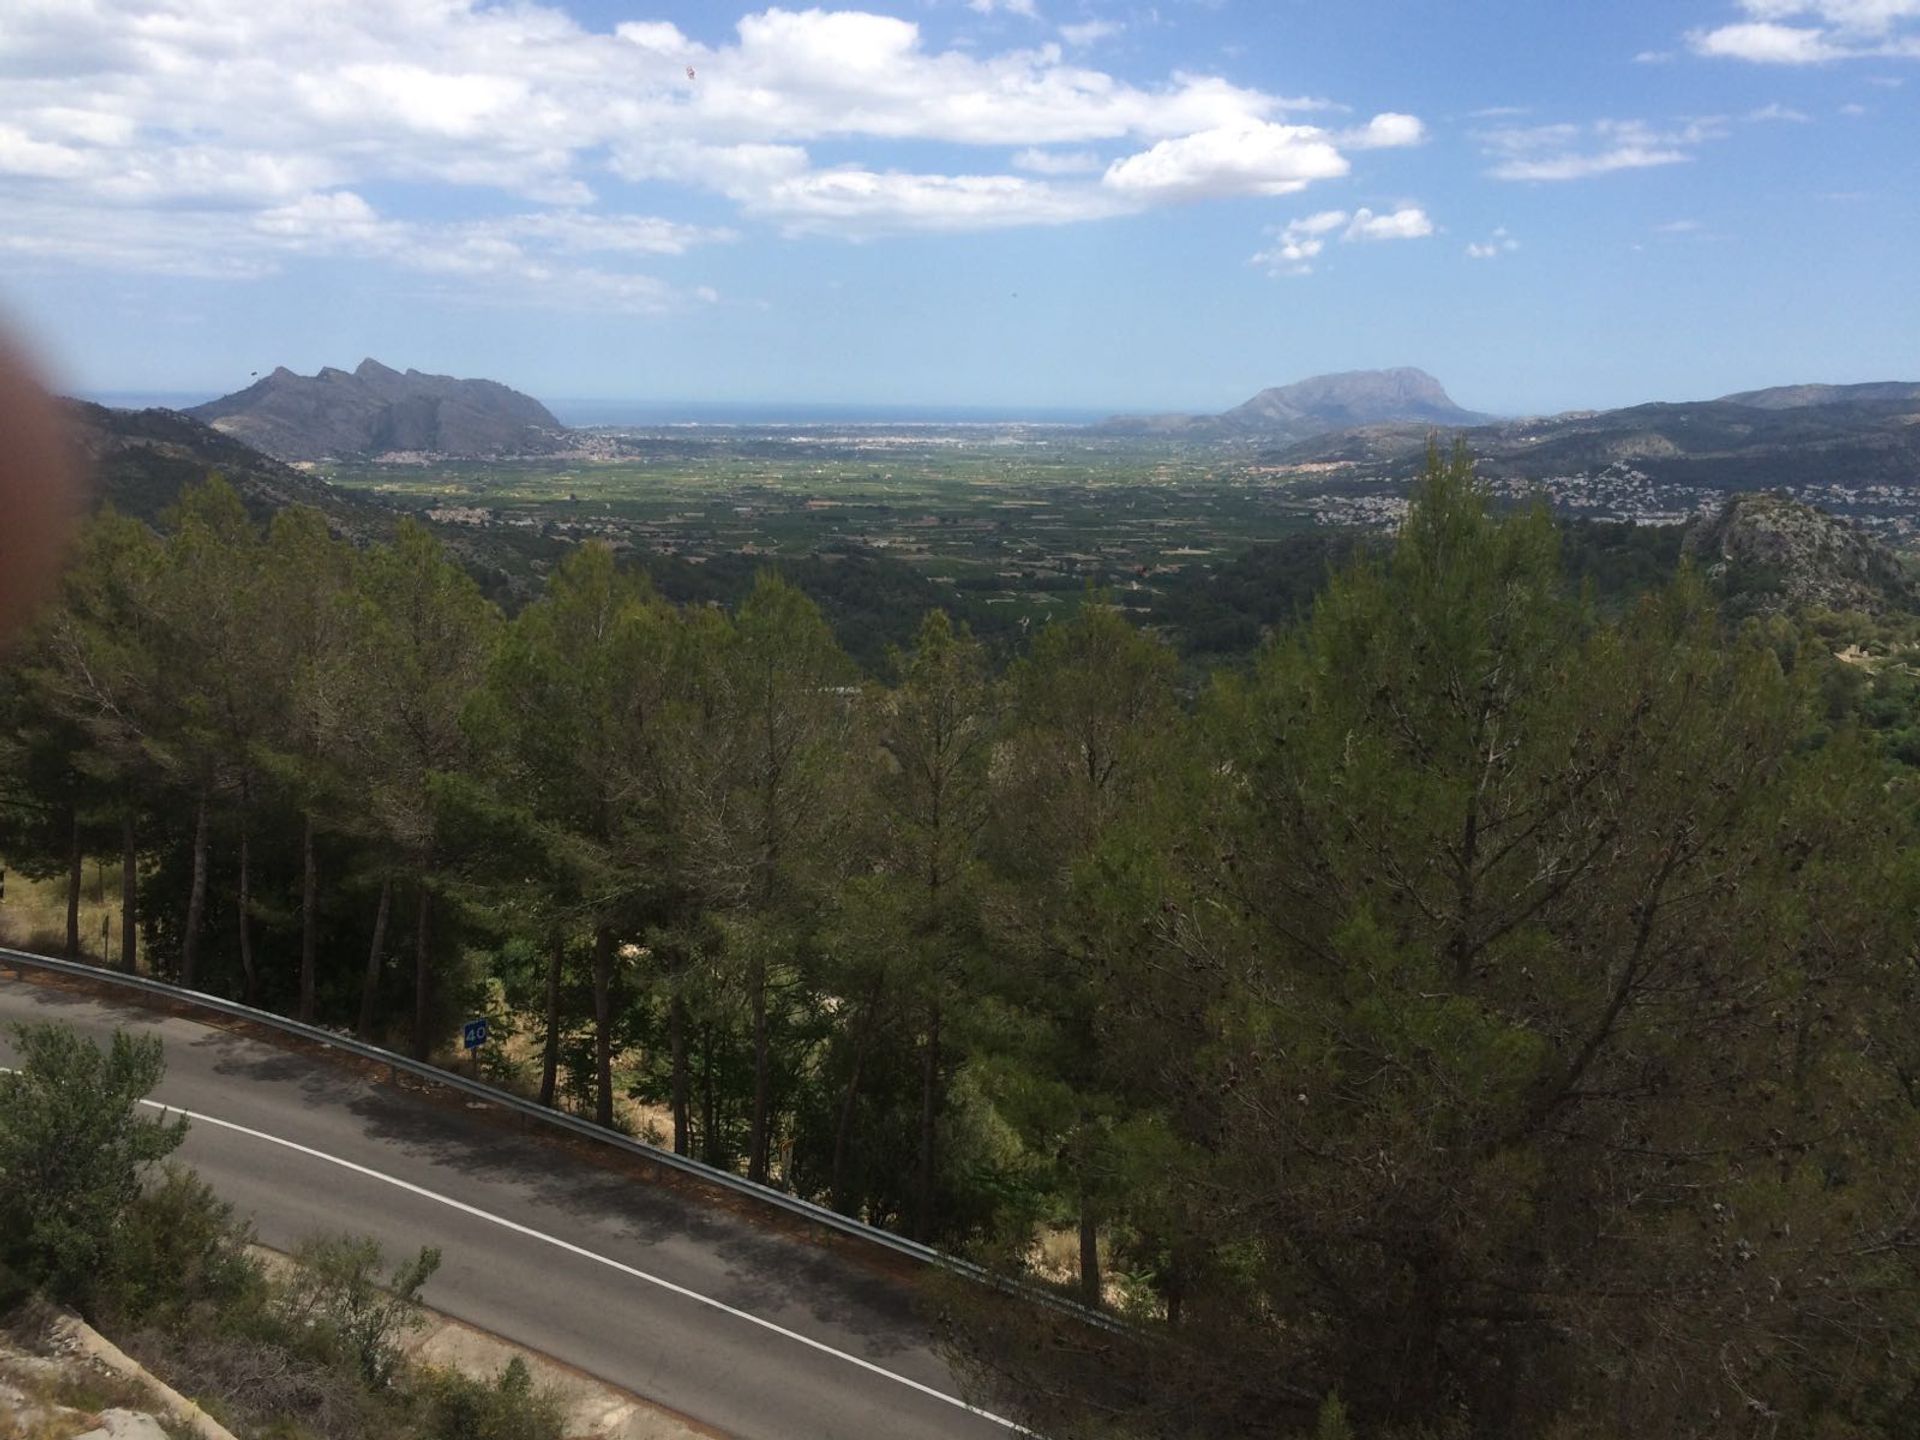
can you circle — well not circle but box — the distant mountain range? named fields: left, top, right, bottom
left=1263, top=383, right=1920, bottom=495
left=1099, top=368, right=1490, bottom=439
left=1719, top=381, right=1920, bottom=411
left=186, top=359, right=565, bottom=461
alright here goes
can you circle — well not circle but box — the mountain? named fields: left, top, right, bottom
left=1719, top=380, right=1920, bottom=411
left=1685, top=492, right=1919, bottom=616
left=1099, top=368, right=1489, bottom=439
left=185, top=358, right=566, bottom=461
left=63, top=400, right=392, bottom=536
left=1264, top=389, right=1920, bottom=498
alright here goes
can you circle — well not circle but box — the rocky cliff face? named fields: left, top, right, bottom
left=185, top=358, right=565, bottom=461
left=1683, top=492, right=1918, bottom=615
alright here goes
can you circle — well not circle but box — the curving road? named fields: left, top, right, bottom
left=0, top=975, right=1022, bottom=1440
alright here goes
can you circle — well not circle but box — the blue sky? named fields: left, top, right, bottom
left=1, top=0, right=1915, bottom=416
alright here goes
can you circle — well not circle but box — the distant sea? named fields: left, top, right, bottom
left=76, top=392, right=1110, bottom=428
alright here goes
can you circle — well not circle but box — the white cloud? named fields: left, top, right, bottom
left=1688, top=1, right=1920, bottom=60
left=1011, top=146, right=1106, bottom=173
left=1337, top=113, right=1427, bottom=149
left=969, top=0, right=1040, bottom=15
left=1747, top=101, right=1814, bottom=118
left=1345, top=206, right=1433, bottom=241
left=1102, top=121, right=1349, bottom=201
left=1692, top=22, right=1846, bottom=61
left=1059, top=20, right=1122, bottom=45
left=0, top=1, right=1420, bottom=267
left=1253, top=210, right=1348, bottom=274
left=1466, top=227, right=1519, bottom=259
left=1253, top=205, right=1433, bottom=275
left=748, top=166, right=1127, bottom=235
left=1841, top=99, right=1871, bottom=110
left=1655, top=218, right=1704, bottom=232
left=1480, top=118, right=1724, bottom=181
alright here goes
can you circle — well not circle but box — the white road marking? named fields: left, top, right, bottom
left=1, top=1022, right=1035, bottom=1435
left=140, top=1097, right=1033, bottom=1436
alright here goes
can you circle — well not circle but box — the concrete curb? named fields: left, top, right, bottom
left=49, top=1311, right=239, bottom=1440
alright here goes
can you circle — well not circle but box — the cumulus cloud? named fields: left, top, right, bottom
left=1688, top=1, right=1920, bottom=60
left=1465, top=226, right=1519, bottom=259
left=1252, top=206, right=1433, bottom=275
left=1345, top=206, right=1434, bottom=240
left=0, top=1, right=1422, bottom=271
left=1337, top=113, right=1427, bottom=149
left=1102, top=121, right=1349, bottom=200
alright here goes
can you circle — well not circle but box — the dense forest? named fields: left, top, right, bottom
left=6, top=448, right=1920, bottom=1437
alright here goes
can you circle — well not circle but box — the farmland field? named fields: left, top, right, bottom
left=316, top=426, right=1364, bottom=617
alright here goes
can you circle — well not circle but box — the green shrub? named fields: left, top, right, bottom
left=411, top=1357, right=566, bottom=1440
left=0, top=1022, right=187, bottom=1304
left=274, top=1234, right=440, bottom=1389
left=102, top=1164, right=264, bottom=1327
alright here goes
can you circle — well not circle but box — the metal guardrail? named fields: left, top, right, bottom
left=0, top=944, right=1122, bottom=1333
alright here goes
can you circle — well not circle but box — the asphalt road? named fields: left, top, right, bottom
left=0, top=977, right=1024, bottom=1440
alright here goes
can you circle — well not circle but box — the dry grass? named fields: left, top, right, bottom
left=0, top=863, right=143, bottom=972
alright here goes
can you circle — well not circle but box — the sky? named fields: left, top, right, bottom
left=1, top=0, right=1916, bottom=417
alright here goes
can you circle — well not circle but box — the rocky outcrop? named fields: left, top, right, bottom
left=1683, top=492, right=1918, bottom=615
left=186, top=358, right=566, bottom=461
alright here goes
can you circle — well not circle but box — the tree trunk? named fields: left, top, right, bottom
left=411, top=880, right=432, bottom=1061
left=63, top=806, right=82, bottom=960
left=831, top=986, right=882, bottom=1214
left=592, top=926, right=615, bottom=1128
left=119, top=812, right=136, bottom=975
left=1079, top=1193, right=1103, bottom=1308
left=701, top=1024, right=719, bottom=1166
left=669, top=986, right=690, bottom=1156
left=831, top=1038, right=869, bottom=1215
left=747, top=954, right=771, bottom=1184
left=181, top=792, right=209, bottom=989
left=357, top=877, right=391, bottom=1042
left=237, top=816, right=257, bottom=1006
left=539, top=932, right=563, bottom=1109
left=298, top=813, right=318, bottom=1023
left=914, top=998, right=941, bottom=1242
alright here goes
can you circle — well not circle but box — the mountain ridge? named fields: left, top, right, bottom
left=186, top=359, right=565, bottom=462
left=1098, top=367, right=1490, bottom=439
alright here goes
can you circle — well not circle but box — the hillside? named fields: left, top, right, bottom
left=1100, top=367, right=1488, bottom=439
left=1684, top=492, right=1919, bottom=616
left=1264, top=390, right=1920, bottom=505
left=1719, top=380, right=1920, bottom=410
left=186, top=358, right=565, bottom=462
left=63, top=400, right=392, bottom=537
